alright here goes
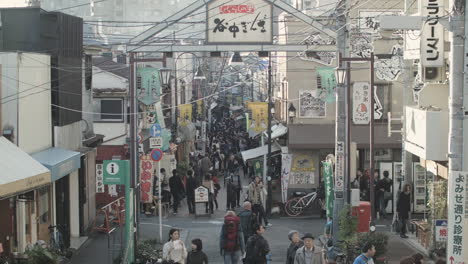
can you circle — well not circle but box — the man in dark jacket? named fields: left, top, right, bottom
left=169, top=169, right=185, bottom=214
left=237, top=201, right=254, bottom=246
left=397, top=183, right=412, bottom=238
left=245, top=224, right=270, bottom=264
left=186, top=170, right=198, bottom=215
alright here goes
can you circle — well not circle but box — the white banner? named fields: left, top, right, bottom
left=281, top=154, right=292, bottom=203
left=335, top=142, right=345, bottom=192
left=420, top=0, right=444, bottom=67
left=352, top=82, right=382, bottom=124
left=207, top=0, right=273, bottom=44
left=447, top=171, right=468, bottom=264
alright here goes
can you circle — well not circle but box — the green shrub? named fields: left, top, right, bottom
left=25, top=245, right=58, bottom=264
left=338, top=204, right=358, bottom=243
left=135, top=239, right=162, bottom=264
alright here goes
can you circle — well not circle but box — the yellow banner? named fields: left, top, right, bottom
left=178, top=104, right=192, bottom=126
left=248, top=102, right=268, bottom=133
left=197, top=100, right=203, bottom=117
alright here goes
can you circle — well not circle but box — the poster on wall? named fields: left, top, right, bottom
left=289, top=154, right=316, bottom=185
left=358, top=9, right=402, bottom=37
left=207, top=0, right=273, bottom=44
left=350, top=28, right=374, bottom=60
left=299, top=90, right=326, bottom=118
left=281, top=154, right=292, bottom=203
left=140, top=155, right=154, bottom=203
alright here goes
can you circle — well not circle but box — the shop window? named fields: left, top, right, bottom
left=94, top=98, right=124, bottom=122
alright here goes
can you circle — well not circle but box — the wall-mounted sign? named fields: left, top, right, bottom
left=140, top=155, right=154, bottom=203
left=207, top=0, right=273, bottom=44
left=420, top=0, right=444, bottom=67
left=150, top=137, right=163, bottom=149
left=447, top=171, right=467, bottom=263
left=289, top=154, right=316, bottom=185
left=299, top=90, right=326, bottom=118
left=96, top=164, right=104, bottom=193
left=103, top=160, right=128, bottom=185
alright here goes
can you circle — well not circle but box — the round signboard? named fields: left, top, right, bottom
left=150, top=148, right=163, bottom=162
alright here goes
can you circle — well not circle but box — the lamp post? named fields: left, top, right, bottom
left=288, top=103, right=296, bottom=124
left=334, top=52, right=376, bottom=220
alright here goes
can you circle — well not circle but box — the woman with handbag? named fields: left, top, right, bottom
left=396, top=184, right=412, bottom=238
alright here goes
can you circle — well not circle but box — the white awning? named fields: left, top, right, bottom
left=0, top=137, right=51, bottom=198
left=263, top=123, right=288, bottom=140
left=241, top=142, right=282, bottom=162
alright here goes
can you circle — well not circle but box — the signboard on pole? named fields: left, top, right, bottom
left=150, top=137, right=163, bottom=149
left=207, top=0, right=273, bottom=44
left=150, top=148, right=164, bottom=162
left=335, top=141, right=345, bottom=193
left=323, top=161, right=334, bottom=218
left=140, top=155, right=154, bottom=203
left=447, top=171, right=467, bottom=264
left=96, top=164, right=104, bottom=193
left=435, top=219, right=448, bottom=242
left=150, top=123, right=162, bottom=137
left=103, top=160, right=128, bottom=185
left=195, top=186, right=209, bottom=203
left=281, top=154, right=292, bottom=203
left=420, top=0, right=444, bottom=67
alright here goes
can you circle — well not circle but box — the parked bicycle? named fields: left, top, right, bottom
left=48, top=225, right=72, bottom=258
left=284, top=190, right=324, bottom=217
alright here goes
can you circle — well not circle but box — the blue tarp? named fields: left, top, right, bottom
left=32, top=148, right=81, bottom=182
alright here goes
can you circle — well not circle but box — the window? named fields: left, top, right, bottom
left=94, top=98, right=124, bottom=122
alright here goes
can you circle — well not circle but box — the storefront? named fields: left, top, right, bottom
left=0, top=137, right=52, bottom=254
left=32, top=147, right=81, bottom=249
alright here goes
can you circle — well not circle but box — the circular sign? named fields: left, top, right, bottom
left=150, top=148, right=164, bottom=162
left=106, top=162, right=120, bottom=175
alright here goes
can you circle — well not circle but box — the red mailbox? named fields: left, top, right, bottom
left=352, top=202, right=371, bottom=233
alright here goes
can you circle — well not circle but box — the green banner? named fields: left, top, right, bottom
left=103, top=160, right=129, bottom=185
left=316, top=67, right=337, bottom=103
left=323, top=161, right=334, bottom=218
left=253, top=158, right=263, bottom=177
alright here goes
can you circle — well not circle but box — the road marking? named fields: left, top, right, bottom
left=140, top=222, right=173, bottom=228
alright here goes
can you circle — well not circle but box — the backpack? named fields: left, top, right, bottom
left=245, top=235, right=266, bottom=262
left=223, top=215, right=239, bottom=252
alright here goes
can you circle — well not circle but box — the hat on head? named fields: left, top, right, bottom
left=302, top=233, right=315, bottom=240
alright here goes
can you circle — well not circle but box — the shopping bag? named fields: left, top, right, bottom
left=392, top=213, right=401, bottom=233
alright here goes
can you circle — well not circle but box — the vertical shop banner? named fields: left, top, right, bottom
left=197, top=100, right=204, bottom=118
left=316, top=67, right=337, bottom=103
left=420, top=0, right=444, bottom=67
left=253, top=159, right=263, bottom=177
left=335, top=141, right=345, bottom=192
left=248, top=102, right=268, bottom=133
left=140, top=155, right=154, bottom=203
left=178, top=104, right=193, bottom=126
left=96, top=164, right=104, bottom=193
left=207, top=0, right=273, bottom=44
left=281, top=154, right=292, bottom=203
left=137, top=67, right=161, bottom=105
left=323, top=161, right=334, bottom=218
left=299, top=90, right=326, bottom=118
left=447, top=171, right=467, bottom=263
left=353, top=82, right=371, bottom=124
left=289, top=154, right=316, bottom=185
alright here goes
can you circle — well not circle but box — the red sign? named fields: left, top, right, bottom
left=140, top=155, right=153, bottom=203
left=219, top=5, right=255, bottom=14
left=150, top=148, right=163, bottom=162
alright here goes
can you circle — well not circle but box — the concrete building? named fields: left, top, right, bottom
left=276, top=0, right=405, bottom=213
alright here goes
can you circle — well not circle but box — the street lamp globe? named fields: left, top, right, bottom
left=288, top=103, right=296, bottom=118
left=194, top=66, right=206, bottom=80
left=334, top=66, right=347, bottom=85
left=159, top=67, right=172, bottom=86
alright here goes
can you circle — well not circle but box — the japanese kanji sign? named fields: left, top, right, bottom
left=435, top=220, right=448, bottom=242
left=447, top=171, right=467, bottom=264
left=140, top=155, right=154, bottom=203
left=207, top=0, right=273, bottom=44
left=421, top=0, right=444, bottom=67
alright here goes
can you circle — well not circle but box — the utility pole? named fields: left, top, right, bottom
left=267, top=53, right=273, bottom=215
left=447, top=0, right=467, bottom=261
left=128, top=52, right=137, bottom=262
left=332, top=0, right=348, bottom=241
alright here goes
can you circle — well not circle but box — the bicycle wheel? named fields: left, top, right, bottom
left=285, top=197, right=305, bottom=216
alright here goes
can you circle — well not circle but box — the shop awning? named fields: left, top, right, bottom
left=263, top=124, right=288, bottom=140
left=241, top=142, right=282, bottom=162
left=0, top=137, right=51, bottom=198
left=32, top=148, right=81, bottom=182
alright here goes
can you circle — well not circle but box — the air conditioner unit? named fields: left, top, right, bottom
left=418, top=64, right=446, bottom=83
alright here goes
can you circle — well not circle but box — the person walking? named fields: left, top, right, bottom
left=293, top=233, right=326, bottom=264
left=219, top=211, right=245, bottom=264
left=169, top=170, right=185, bottom=215
left=286, top=230, right=303, bottom=264
left=248, top=176, right=271, bottom=227
left=200, top=155, right=212, bottom=181
left=245, top=224, right=270, bottom=264
left=163, top=229, right=187, bottom=264
left=237, top=201, right=255, bottom=246
left=160, top=168, right=171, bottom=205
left=352, top=242, right=376, bottom=264
left=202, top=174, right=215, bottom=214
left=187, top=238, right=208, bottom=264
left=186, top=170, right=198, bottom=215
left=397, top=184, right=412, bottom=238
left=226, top=177, right=237, bottom=211
left=231, top=171, right=242, bottom=207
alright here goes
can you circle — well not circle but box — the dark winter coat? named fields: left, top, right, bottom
left=169, top=175, right=185, bottom=197
left=187, top=250, right=208, bottom=264
left=245, top=234, right=270, bottom=264
left=397, top=192, right=411, bottom=218
left=286, top=241, right=304, bottom=264
left=237, top=209, right=254, bottom=240
left=186, top=177, right=198, bottom=198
